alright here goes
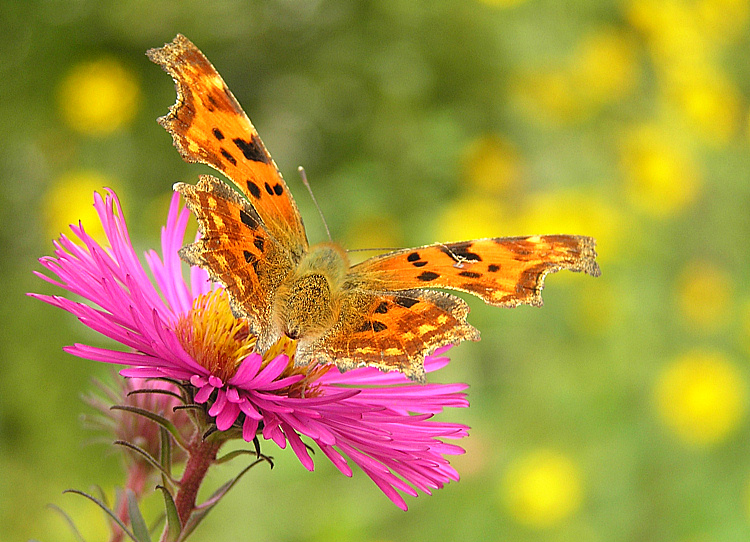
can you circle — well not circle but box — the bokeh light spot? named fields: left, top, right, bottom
left=656, top=350, right=746, bottom=446
left=460, top=134, right=523, bottom=195
left=58, top=58, right=140, bottom=135
left=501, top=449, right=583, bottom=528
left=571, top=28, right=639, bottom=107
left=620, top=126, right=700, bottom=217
left=43, top=171, right=122, bottom=243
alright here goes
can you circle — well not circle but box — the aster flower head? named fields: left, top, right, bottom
left=32, top=189, right=470, bottom=510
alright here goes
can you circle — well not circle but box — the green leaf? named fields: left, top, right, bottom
left=127, top=388, right=185, bottom=402
left=156, top=485, right=182, bottom=542
left=47, top=503, right=87, bottom=542
left=63, top=489, right=139, bottom=542
left=113, top=440, right=176, bottom=483
left=110, top=405, right=188, bottom=451
left=215, top=448, right=256, bottom=464
left=126, top=489, right=152, bottom=542
left=160, top=427, right=172, bottom=480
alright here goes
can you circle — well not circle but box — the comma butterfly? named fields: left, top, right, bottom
left=148, top=35, right=601, bottom=382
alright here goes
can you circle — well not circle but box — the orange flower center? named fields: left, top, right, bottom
left=174, top=289, right=256, bottom=382
left=174, top=289, right=330, bottom=395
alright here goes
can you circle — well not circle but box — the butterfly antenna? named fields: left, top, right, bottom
left=346, top=247, right=403, bottom=254
left=298, top=166, right=332, bottom=242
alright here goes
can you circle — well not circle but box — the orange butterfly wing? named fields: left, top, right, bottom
left=301, top=289, right=479, bottom=381
left=147, top=34, right=307, bottom=258
left=176, top=175, right=292, bottom=349
left=349, top=235, right=601, bottom=307
left=296, top=235, right=600, bottom=380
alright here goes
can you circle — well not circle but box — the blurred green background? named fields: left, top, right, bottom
left=3, top=0, right=750, bottom=540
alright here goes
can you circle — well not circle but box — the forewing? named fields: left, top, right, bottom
left=148, top=34, right=307, bottom=257
left=298, top=289, right=480, bottom=382
left=176, top=175, right=291, bottom=348
left=350, top=235, right=601, bottom=308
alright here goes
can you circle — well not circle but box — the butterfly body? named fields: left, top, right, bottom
left=273, top=242, right=348, bottom=343
left=151, top=35, right=601, bottom=382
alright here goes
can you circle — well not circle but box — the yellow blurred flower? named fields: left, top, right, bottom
left=571, top=28, right=639, bottom=106
left=656, top=350, right=746, bottom=446
left=627, top=0, right=710, bottom=67
left=676, top=260, right=732, bottom=331
left=620, top=125, right=701, bottom=217
left=58, top=58, right=140, bottom=135
left=513, top=27, right=639, bottom=123
left=513, top=190, right=624, bottom=264
left=460, top=134, right=523, bottom=195
left=501, top=449, right=583, bottom=528
left=664, top=66, right=743, bottom=144
left=435, top=195, right=507, bottom=242
left=43, top=171, right=122, bottom=242
left=694, top=0, right=750, bottom=46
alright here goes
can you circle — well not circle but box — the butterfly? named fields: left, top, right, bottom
left=148, top=35, right=601, bottom=382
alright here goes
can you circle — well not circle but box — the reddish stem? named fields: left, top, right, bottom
left=174, top=434, right=223, bottom=525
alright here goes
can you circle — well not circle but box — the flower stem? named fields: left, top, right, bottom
left=174, top=433, right=223, bottom=525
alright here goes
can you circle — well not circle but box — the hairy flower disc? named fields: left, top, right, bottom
left=175, top=289, right=256, bottom=382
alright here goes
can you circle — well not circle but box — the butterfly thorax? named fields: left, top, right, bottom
left=274, top=242, right=349, bottom=343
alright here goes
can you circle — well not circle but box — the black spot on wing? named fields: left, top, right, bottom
left=458, top=271, right=482, bottom=278
left=212, top=128, right=225, bottom=140
left=243, top=250, right=253, bottom=263
left=264, top=182, right=274, bottom=195
left=355, top=320, right=388, bottom=333
left=394, top=296, right=419, bottom=308
left=417, top=271, right=440, bottom=282
left=253, top=237, right=264, bottom=252
left=220, top=149, right=237, bottom=166
left=442, top=242, right=483, bottom=262
left=240, top=209, right=258, bottom=229
left=247, top=181, right=261, bottom=199
left=406, top=251, right=429, bottom=268
left=374, top=301, right=389, bottom=314
left=273, top=183, right=284, bottom=196
left=233, top=136, right=269, bottom=163
left=372, top=321, right=387, bottom=332
left=356, top=320, right=372, bottom=333
left=488, top=264, right=500, bottom=272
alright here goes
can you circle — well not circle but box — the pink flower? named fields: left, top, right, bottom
left=32, top=189, right=470, bottom=510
